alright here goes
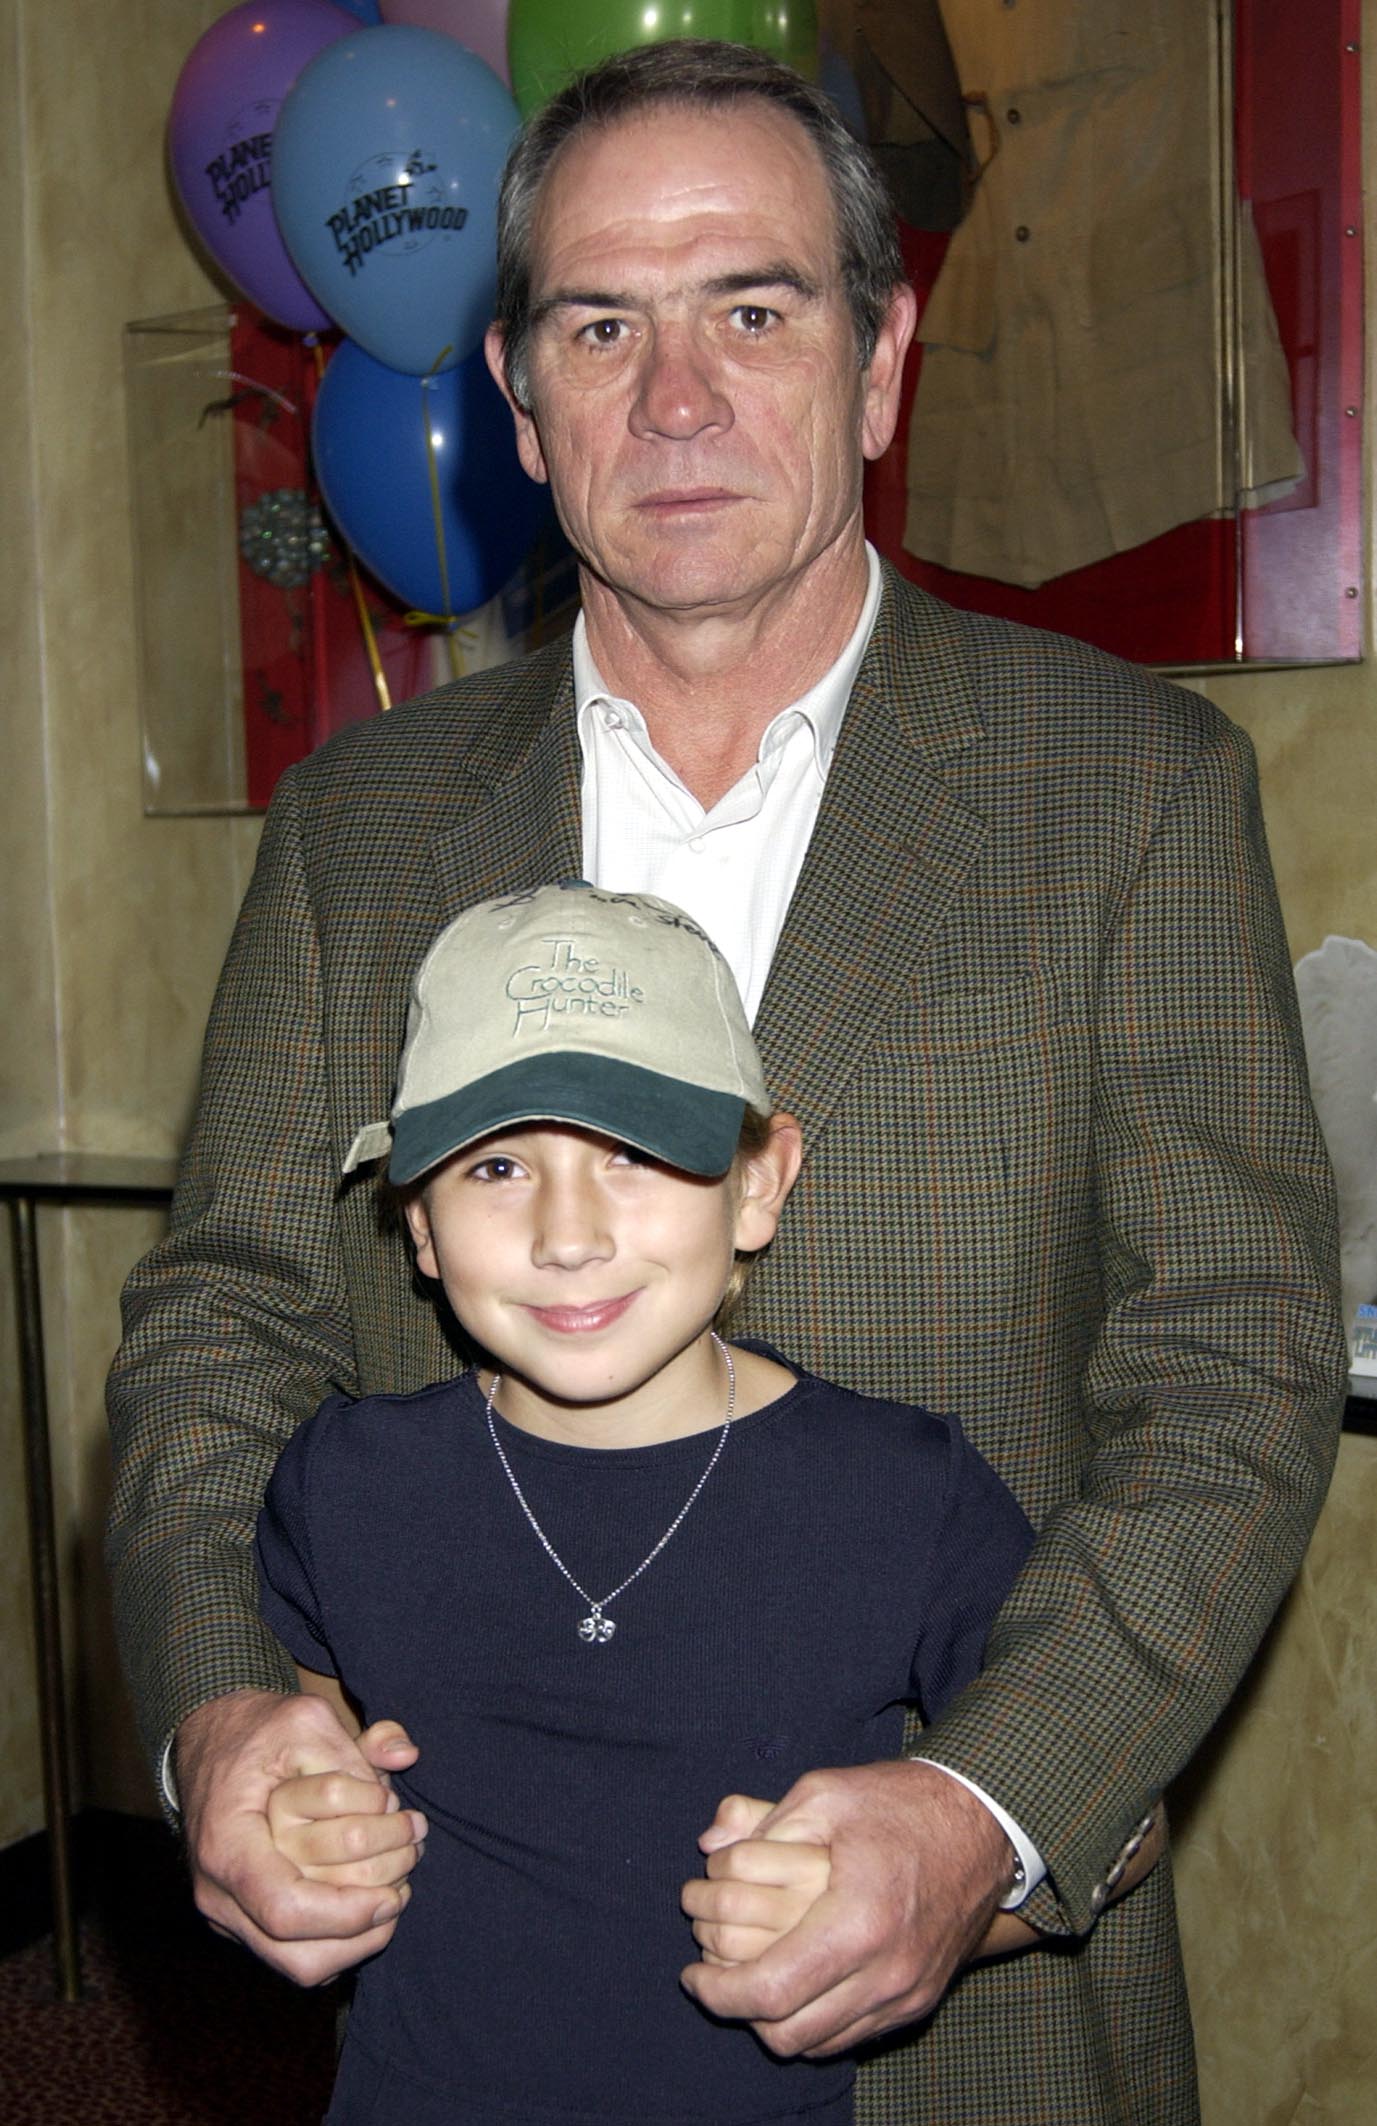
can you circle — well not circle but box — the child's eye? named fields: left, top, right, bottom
left=468, top=1154, right=522, bottom=1182
left=611, top=1141, right=657, bottom=1168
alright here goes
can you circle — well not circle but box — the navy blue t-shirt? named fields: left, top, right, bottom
left=256, top=1356, right=1033, bottom=2125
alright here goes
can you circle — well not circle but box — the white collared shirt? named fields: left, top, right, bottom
left=576, top=549, right=883, bottom=1023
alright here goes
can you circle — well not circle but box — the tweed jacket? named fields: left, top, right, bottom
left=107, top=570, right=1346, bottom=2125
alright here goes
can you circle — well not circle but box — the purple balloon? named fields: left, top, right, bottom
left=168, top=0, right=355, bottom=331
left=379, top=0, right=509, bottom=86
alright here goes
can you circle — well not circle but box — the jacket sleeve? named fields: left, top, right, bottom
left=915, top=713, right=1347, bottom=1932
left=105, top=765, right=357, bottom=1779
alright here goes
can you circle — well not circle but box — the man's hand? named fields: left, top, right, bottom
left=176, top=1689, right=422, bottom=1986
left=680, top=1760, right=1015, bottom=2057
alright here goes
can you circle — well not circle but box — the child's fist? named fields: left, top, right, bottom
left=266, top=1719, right=427, bottom=1893
left=682, top=1794, right=830, bottom=1965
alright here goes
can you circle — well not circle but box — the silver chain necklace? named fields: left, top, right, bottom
left=483, top=1333, right=736, bottom=1644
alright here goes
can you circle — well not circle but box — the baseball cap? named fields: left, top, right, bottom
left=343, top=882, right=770, bottom=1185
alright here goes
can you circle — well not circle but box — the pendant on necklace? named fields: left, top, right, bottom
left=578, top=1612, right=615, bottom=1644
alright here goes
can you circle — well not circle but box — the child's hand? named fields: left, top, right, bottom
left=681, top=1793, right=831, bottom=1966
left=266, top=1719, right=428, bottom=1896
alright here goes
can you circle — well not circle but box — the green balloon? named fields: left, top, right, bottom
left=508, top=1, right=819, bottom=119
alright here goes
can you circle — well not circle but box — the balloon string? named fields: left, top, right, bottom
left=403, top=611, right=479, bottom=635
left=348, top=555, right=393, bottom=714
left=310, top=337, right=391, bottom=714
left=421, top=347, right=465, bottom=681
left=298, top=343, right=332, bottom=718
left=402, top=611, right=480, bottom=687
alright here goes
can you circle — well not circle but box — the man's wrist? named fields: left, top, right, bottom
left=165, top=1687, right=296, bottom=1820
left=907, top=1757, right=1046, bottom=1910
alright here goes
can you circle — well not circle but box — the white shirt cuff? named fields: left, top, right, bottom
left=159, top=1737, right=180, bottom=1815
left=908, top=1758, right=1047, bottom=1909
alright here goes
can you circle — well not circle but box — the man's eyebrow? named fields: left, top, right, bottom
left=700, top=265, right=823, bottom=302
left=528, top=265, right=824, bottom=329
left=529, top=288, right=637, bottom=328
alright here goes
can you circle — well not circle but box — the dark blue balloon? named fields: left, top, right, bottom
left=313, top=337, right=552, bottom=616
left=818, top=37, right=867, bottom=141
left=332, top=0, right=383, bottom=19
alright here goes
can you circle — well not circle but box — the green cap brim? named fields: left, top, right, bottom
left=388, top=1052, right=745, bottom=1184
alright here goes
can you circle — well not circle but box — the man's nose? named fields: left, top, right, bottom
left=629, top=325, right=732, bottom=442
left=531, top=1173, right=614, bottom=1268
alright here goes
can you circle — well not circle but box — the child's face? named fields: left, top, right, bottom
left=403, top=1121, right=788, bottom=1431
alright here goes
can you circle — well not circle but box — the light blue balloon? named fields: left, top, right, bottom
left=273, top=24, right=519, bottom=372
left=312, top=336, right=553, bottom=615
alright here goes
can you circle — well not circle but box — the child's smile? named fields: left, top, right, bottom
left=522, top=1291, right=643, bottom=1336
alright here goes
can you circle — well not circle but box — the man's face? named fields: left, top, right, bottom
left=486, top=102, right=911, bottom=623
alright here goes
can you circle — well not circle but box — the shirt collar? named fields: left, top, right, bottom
left=573, top=544, right=883, bottom=777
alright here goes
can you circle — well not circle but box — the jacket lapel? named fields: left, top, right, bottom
left=420, top=578, right=988, bottom=1162
left=428, top=644, right=583, bottom=920
left=755, top=576, right=989, bottom=1153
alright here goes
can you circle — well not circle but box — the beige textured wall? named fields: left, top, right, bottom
left=0, top=1, right=1373, bottom=2119
left=0, top=0, right=262, bottom=1838
left=0, top=0, right=51, bottom=1849
left=1172, top=1436, right=1377, bottom=2124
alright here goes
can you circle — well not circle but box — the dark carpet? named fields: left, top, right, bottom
left=1, top=1814, right=336, bottom=2124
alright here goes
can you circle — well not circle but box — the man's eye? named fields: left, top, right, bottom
left=469, top=1155, right=519, bottom=1181
left=579, top=318, right=628, bottom=347
left=730, top=304, right=778, bottom=334
left=611, top=1142, right=657, bottom=1167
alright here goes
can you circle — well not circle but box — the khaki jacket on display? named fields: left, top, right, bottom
left=904, top=0, right=1301, bottom=587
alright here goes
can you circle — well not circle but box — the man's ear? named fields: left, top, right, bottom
left=402, top=1189, right=440, bottom=1280
left=484, top=323, right=550, bottom=486
left=860, top=281, right=919, bottom=463
left=733, top=1113, right=804, bottom=1254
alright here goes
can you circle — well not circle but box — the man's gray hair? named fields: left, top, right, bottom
left=493, top=38, right=906, bottom=409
